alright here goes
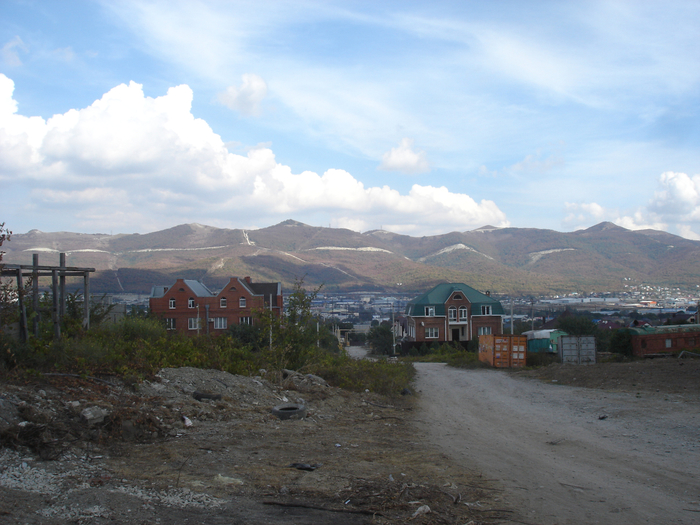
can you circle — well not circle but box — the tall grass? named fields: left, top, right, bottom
left=3, top=317, right=414, bottom=395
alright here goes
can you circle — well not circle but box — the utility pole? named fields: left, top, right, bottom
left=510, top=297, right=514, bottom=335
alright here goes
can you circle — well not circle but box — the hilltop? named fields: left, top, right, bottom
left=3, top=220, right=700, bottom=294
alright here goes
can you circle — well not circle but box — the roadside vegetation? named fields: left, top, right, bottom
left=0, top=279, right=414, bottom=396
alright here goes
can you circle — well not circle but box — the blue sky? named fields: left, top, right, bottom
left=1, top=0, right=699, bottom=238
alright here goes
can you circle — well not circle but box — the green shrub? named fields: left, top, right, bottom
left=526, top=353, right=559, bottom=367
left=309, top=354, right=415, bottom=396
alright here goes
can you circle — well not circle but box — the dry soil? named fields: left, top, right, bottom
left=1, top=356, right=699, bottom=524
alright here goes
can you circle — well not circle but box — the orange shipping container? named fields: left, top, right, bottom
left=479, top=334, right=527, bottom=368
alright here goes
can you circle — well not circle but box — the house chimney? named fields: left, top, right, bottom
left=245, top=276, right=252, bottom=283
left=485, top=290, right=491, bottom=296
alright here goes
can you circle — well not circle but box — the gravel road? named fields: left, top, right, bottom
left=412, top=362, right=700, bottom=525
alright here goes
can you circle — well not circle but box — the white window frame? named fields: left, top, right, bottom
left=448, top=306, right=457, bottom=321
left=188, top=317, right=200, bottom=330
left=426, top=327, right=439, bottom=338
left=213, top=317, right=227, bottom=330
left=478, top=326, right=492, bottom=336
left=188, top=297, right=195, bottom=309
left=168, top=298, right=176, bottom=309
left=165, top=318, right=176, bottom=330
left=425, top=306, right=435, bottom=317
left=220, top=297, right=227, bottom=308
left=459, top=306, right=468, bottom=320
left=665, top=338, right=672, bottom=348
left=481, top=305, right=492, bottom=315
left=239, top=316, right=252, bottom=325
left=239, top=297, right=246, bottom=308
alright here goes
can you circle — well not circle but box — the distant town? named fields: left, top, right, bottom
left=108, top=281, right=700, bottom=329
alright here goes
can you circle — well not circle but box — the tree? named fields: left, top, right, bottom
left=228, top=321, right=266, bottom=351
left=255, top=279, right=336, bottom=370
left=367, top=321, right=394, bottom=355
left=0, top=223, right=14, bottom=328
left=556, top=315, right=597, bottom=336
left=609, top=329, right=633, bottom=356
left=0, top=222, right=9, bottom=265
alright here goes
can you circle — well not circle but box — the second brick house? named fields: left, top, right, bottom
left=149, top=276, right=282, bottom=336
left=404, top=283, right=504, bottom=344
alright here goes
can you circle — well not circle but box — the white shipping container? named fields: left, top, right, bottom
left=558, top=335, right=596, bottom=365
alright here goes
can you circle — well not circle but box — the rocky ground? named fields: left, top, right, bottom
left=0, top=367, right=499, bottom=524
left=1, top=355, right=698, bottom=524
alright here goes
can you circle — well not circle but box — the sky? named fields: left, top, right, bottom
left=1, top=1, right=699, bottom=239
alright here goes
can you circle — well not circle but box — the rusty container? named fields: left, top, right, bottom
left=509, top=335, right=527, bottom=368
left=479, top=335, right=525, bottom=368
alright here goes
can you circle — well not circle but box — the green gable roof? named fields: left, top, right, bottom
left=406, top=283, right=504, bottom=316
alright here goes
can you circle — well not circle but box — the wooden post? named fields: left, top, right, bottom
left=59, top=252, right=66, bottom=320
left=16, top=269, right=28, bottom=343
left=52, top=269, right=60, bottom=340
left=32, top=254, right=39, bottom=337
left=83, top=271, right=90, bottom=330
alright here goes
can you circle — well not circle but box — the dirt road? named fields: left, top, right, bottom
left=413, top=362, right=700, bottom=525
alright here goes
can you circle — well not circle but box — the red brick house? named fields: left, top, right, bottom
left=404, top=283, right=504, bottom=345
left=149, top=277, right=282, bottom=336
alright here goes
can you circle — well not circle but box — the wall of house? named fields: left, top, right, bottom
left=471, top=315, right=503, bottom=339
left=149, top=278, right=278, bottom=336
left=412, top=316, right=447, bottom=342
left=631, top=331, right=699, bottom=356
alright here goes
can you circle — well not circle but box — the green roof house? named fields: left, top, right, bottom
left=405, top=283, right=504, bottom=344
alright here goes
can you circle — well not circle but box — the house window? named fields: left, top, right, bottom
left=240, top=316, right=252, bottom=325
left=481, top=305, right=492, bottom=315
left=165, top=318, right=176, bottom=330
left=169, top=298, right=176, bottom=309
left=425, top=306, right=435, bottom=317
left=188, top=318, right=200, bottom=330
left=188, top=298, right=195, bottom=309
left=453, top=294, right=462, bottom=300
left=448, top=306, right=457, bottom=321
left=426, top=327, right=439, bottom=338
left=665, top=338, right=672, bottom=348
left=478, top=326, right=492, bottom=335
left=220, top=297, right=227, bottom=308
left=239, top=297, right=246, bottom=308
left=213, top=317, right=227, bottom=330
left=459, top=306, right=468, bottom=320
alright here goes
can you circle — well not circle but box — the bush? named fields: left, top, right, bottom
left=526, top=353, right=559, bottom=367
left=309, top=353, right=415, bottom=396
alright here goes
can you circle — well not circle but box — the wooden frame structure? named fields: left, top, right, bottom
left=0, top=253, right=95, bottom=342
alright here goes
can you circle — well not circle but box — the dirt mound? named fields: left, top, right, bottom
left=0, top=368, right=500, bottom=524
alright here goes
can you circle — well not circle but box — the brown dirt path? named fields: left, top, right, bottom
left=413, top=362, right=700, bottom=525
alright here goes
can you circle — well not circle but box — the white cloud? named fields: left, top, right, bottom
left=1, top=36, right=27, bottom=66
left=613, top=212, right=667, bottom=232
left=0, top=75, right=507, bottom=235
left=379, top=138, right=430, bottom=174
left=217, top=73, right=267, bottom=116
left=648, top=171, right=700, bottom=215
left=563, top=171, right=700, bottom=240
left=509, top=152, right=563, bottom=173
left=564, top=202, right=607, bottom=225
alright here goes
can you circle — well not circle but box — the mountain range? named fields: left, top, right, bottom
left=2, top=220, right=699, bottom=295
